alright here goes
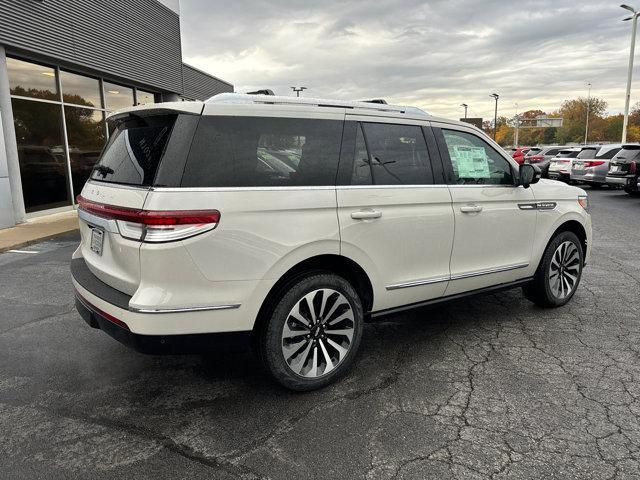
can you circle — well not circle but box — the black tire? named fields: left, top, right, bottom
left=624, top=187, right=640, bottom=196
left=523, top=231, right=584, bottom=308
left=257, top=272, right=363, bottom=391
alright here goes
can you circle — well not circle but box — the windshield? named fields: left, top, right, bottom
left=90, top=114, right=177, bottom=186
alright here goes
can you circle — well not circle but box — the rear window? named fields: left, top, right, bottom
left=615, top=147, right=640, bottom=160
left=182, top=116, right=343, bottom=187
left=576, top=148, right=598, bottom=159
left=90, top=114, right=176, bottom=186
left=526, top=148, right=541, bottom=156
left=596, top=147, right=622, bottom=159
left=558, top=150, right=580, bottom=158
left=544, top=148, right=561, bottom=156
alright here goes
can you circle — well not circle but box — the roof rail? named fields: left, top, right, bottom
left=361, top=99, right=388, bottom=104
left=206, top=93, right=429, bottom=117
left=246, top=89, right=275, bottom=96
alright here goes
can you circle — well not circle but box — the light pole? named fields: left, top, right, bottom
left=291, top=86, right=307, bottom=97
left=621, top=4, right=639, bottom=143
left=460, top=103, right=468, bottom=119
left=490, top=93, right=499, bottom=141
left=584, top=82, right=592, bottom=145
left=514, top=102, right=520, bottom=147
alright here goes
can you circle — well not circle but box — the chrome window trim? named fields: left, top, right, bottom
left=77, top=208, right=118, bottom=232
left=129, top=303, right=241, bottom=314
left=385, top=263, right=529, bottom=290
left=148, top=184, right=522, bottom=193
left=86, top=180, right=151, bottom=191
left=151, top=185, right=337, bottom=192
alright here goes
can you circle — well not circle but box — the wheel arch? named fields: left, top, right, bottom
left=551, top=219, right=588, bottom=262
left=252, top=254, right=374, bottom=337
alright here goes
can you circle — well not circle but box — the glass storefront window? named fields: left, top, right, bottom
left=136, top=89, right=155, bottom=105
left=60, top=70, right=102, bottom=109
left=12, top=98, right=70, bottom=212
left=104, top=82, right=134, bottom=110
left=7, top=57, right=58, bottom=101
left=64, top=107, right=106, bottom=196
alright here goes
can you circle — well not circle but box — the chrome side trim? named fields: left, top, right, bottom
left=386, top=263, right=529, bottom=290
left=449, top=263, right=529, bottom=281
left=150, top=185, right=336, bottom=192
left=129, top=303, right=242, bottom=314
left=386, top=275, right=450, bottom=291
left=87, top=180, right=151, bottom=192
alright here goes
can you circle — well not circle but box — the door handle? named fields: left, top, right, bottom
left=460, top=204, right=483, bottom=213
left=351, top=209, right=382, bottom=220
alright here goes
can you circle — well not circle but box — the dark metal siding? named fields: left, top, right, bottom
left=0, top=0, right=183, bottom=93
left=182, top=64, right=233, bottom=100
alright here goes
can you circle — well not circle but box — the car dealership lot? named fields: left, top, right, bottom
left=1, top=188, right=639, bottom=480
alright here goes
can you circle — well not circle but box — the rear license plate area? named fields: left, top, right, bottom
left=90, top=228, right=104, bottom=256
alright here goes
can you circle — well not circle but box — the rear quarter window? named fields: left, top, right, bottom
left=181, top=116, right=343, bottom=187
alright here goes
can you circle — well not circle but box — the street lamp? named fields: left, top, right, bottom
left=585, top=82, right=592, bottom=145
left=291, top=86, right=307, bottom=97
left=490, top=93, right=499, bottom=141
left=460, top=103, right=468, bottom=119
left=621, top=4, right=640, bottom=142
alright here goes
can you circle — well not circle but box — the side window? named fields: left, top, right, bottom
left=441, top=129, right=514, bottom=185
left=181, top=116, right=343, bottom=187
left=361, top=123, right=433, bottom=185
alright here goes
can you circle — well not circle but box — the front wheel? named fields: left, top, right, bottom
left=523, top=231, right=584, bottom=308
left=258, top=273, right=363, bottom=391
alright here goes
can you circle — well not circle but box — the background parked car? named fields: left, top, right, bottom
left=570, top=144, right=623, bottom=188
left=510, top=147, right=531, bottom=164
left=605, top=145, right=640, bottom=195
left=548, top=147, right=582, bottom=182
left=524, top=145, right=567, bottom=177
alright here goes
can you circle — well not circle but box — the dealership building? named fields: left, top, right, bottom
left=0, top=0, right=233, bottom=229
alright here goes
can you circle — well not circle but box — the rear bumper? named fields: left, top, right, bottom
left=71, top=256, right=252, bottom=353
left=606, top=175, right=637, bottom=189
left=548, top=171, right=570, bottom=181
left=75, top=293, right=250, bottom=354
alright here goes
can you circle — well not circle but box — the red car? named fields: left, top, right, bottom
left=510, top=147, right=531, bottom=164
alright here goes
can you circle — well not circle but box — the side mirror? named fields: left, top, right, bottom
left=519, top=163, right=541, bottom=188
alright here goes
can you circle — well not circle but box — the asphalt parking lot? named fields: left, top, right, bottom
left=1, top=188, right=640, bottom=480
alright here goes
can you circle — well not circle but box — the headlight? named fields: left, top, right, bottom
left=578, top=195, right=589, bottom=212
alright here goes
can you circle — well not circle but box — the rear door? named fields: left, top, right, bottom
left=77, top=111, right=199, bottom=295
left=337, top=119, right=454, bottom=312
left=433, top=124, right=536, bottom=296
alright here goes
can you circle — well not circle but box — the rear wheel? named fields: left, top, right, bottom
left=258, top=273, right=363, bottom=391
left=523, top=231, right=583, bottom=308
left=624, top=187, right=640, bottom=196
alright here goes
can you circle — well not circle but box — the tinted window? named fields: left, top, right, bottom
left=545, top=148, right=561, bottom=156
left=7, top=57, right=58, bottom=101
left=361, top=123, right=432, bottom=185
left=104, top=82, right=134, bottom=110
left=596, top=147, right=622, bottom=159
left=525, top=148, right=541, bottom=156
left=577, top=148, right=598, bottom=159
left=90, top=114, right=176, bottom=186
left=60, top=70, right=102, bottom=108
left=182, top=116, right=343, bottom=187
left=66, top=107, right=106, bottom=195
left=615, top=147, right=640, bottom=160
left=441, top=129, right=513, bottom=185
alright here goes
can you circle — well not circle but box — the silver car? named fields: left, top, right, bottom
left=548, top=147, right=582, bottom=182
left=571, top=144, right=623, bottom=187
left=524, top=145, right=567, bottom=177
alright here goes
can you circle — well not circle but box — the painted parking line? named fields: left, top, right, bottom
left=7, top=250, right=40, bottom=254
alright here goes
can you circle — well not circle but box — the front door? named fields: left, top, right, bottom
left=433, top=125, right=536, bottom=296
left=337, top=120, right=455, bottom=313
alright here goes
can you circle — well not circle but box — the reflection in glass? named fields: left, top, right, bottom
left=60, top=70, right=102, bottom=108
left=65, top=106, right=106, bottom=195
left=104, top=81, right=134, bottom=110
left=136, top=90, right=155, bottom=105
left=12, top=98, right=70, bottom=212
left=7, top=57, right=58, bottom=101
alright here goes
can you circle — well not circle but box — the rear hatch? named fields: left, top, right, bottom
left=571, top=147, right=598, bottom=173
left=77, top=105, right=202, bottom=295
left=608, top=146, right=640, bottom=176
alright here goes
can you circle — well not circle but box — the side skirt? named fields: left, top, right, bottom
left=369, top=277, right=534, bottom=319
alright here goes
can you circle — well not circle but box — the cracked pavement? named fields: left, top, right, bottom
left=1, top=188, right=640, bottom=479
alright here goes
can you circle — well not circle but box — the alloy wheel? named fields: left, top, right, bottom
left=548, top=241, right=581, bottom=299
left=281, top=288, right=355, bottom=378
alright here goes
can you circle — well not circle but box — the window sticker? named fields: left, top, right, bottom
left=449, top=145, right=491, bottom=178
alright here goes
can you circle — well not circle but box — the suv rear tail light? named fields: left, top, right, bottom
left=630, top=161, right=637, bottom=174
left=528, top=155, right=544, bottom=162
left=77, top=196, right=220, bottom=243
left=583, top=161, right=605, bottom=168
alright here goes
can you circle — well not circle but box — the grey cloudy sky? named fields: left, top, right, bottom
left=180, top=1, right=636, bottom=120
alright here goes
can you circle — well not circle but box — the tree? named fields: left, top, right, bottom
left=555, top=97, right=607, bottom=144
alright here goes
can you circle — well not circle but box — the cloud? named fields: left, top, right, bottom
left=181, top=0, right=636, bottom=120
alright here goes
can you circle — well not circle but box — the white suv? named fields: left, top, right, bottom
left=72, top=93, right=592, bottom=390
